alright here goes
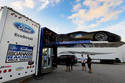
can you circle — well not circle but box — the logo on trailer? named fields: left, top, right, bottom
left=14, top=22, right=35, bottom=34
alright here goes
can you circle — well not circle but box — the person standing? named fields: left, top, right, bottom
left=81, top=54, right=86, bottom=71
left=87, top=55, right=92, bottom=73
left=70, top=55, right=74, bottom=71
left=65, top=56, right=71, bottom=72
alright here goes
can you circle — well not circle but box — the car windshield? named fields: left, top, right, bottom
left=59, top=55, right=76, bottom=58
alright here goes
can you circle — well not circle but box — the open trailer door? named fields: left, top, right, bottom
left=38, top=27, right=57, bottom=75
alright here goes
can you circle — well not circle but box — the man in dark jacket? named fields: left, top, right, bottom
left=87, top=55, right=92, bottom=73
left=65, top=56, right=71, bottom=72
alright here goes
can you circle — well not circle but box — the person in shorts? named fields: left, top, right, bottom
left=81, top=54, right=86, bottom=71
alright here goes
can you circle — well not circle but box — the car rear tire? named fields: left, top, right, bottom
left=94, top=32, right=108, bottom=41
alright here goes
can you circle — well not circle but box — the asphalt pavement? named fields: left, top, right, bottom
left=26, top=63, right=125, bottom=83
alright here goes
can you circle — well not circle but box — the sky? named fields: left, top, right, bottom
left=0, top=0, right=125, bottom=41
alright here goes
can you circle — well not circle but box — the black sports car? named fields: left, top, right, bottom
left=57, top=31, right=121, bottom=42
left=58, top=55, right=77, bottom=65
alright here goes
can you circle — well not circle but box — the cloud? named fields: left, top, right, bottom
left=38, top=0, right=62, bottom=10
left=55, top=0, right=61, bottom=4
left=11, top=1, right=24, bottom=10
left=10, top=0, right=62, bottom=11
left=11, top=0, right=35, bottom=10
left=72, top=3, right=81, bottom=12
left=25, top=0, right=34, bottom=8
left=75, top=22, right=100, bottom=31
left=76, top=0, right=81, bottom=2
left=39, top=0, right=49, bottom=10
left=99, top=10, right=122, bottom=23
left=69, top=0, right=125, bottom=30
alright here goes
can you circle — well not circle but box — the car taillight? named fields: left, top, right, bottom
left=3, top=70, right=7, bottom=73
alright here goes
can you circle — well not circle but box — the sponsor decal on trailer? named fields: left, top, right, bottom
left=56, top=40, right=91, bottom=45
left=14, top=22, right=35, bottom=34
left=6, top=44, right=33, bottom=63
left=0, top=65, right=12, bottom=69
left=14, top=33, right=33, bottom=40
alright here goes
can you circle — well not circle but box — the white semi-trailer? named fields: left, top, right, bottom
left=0, top=6, right=40, bottom=82
left=58, top=41, right=125, bottom=63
